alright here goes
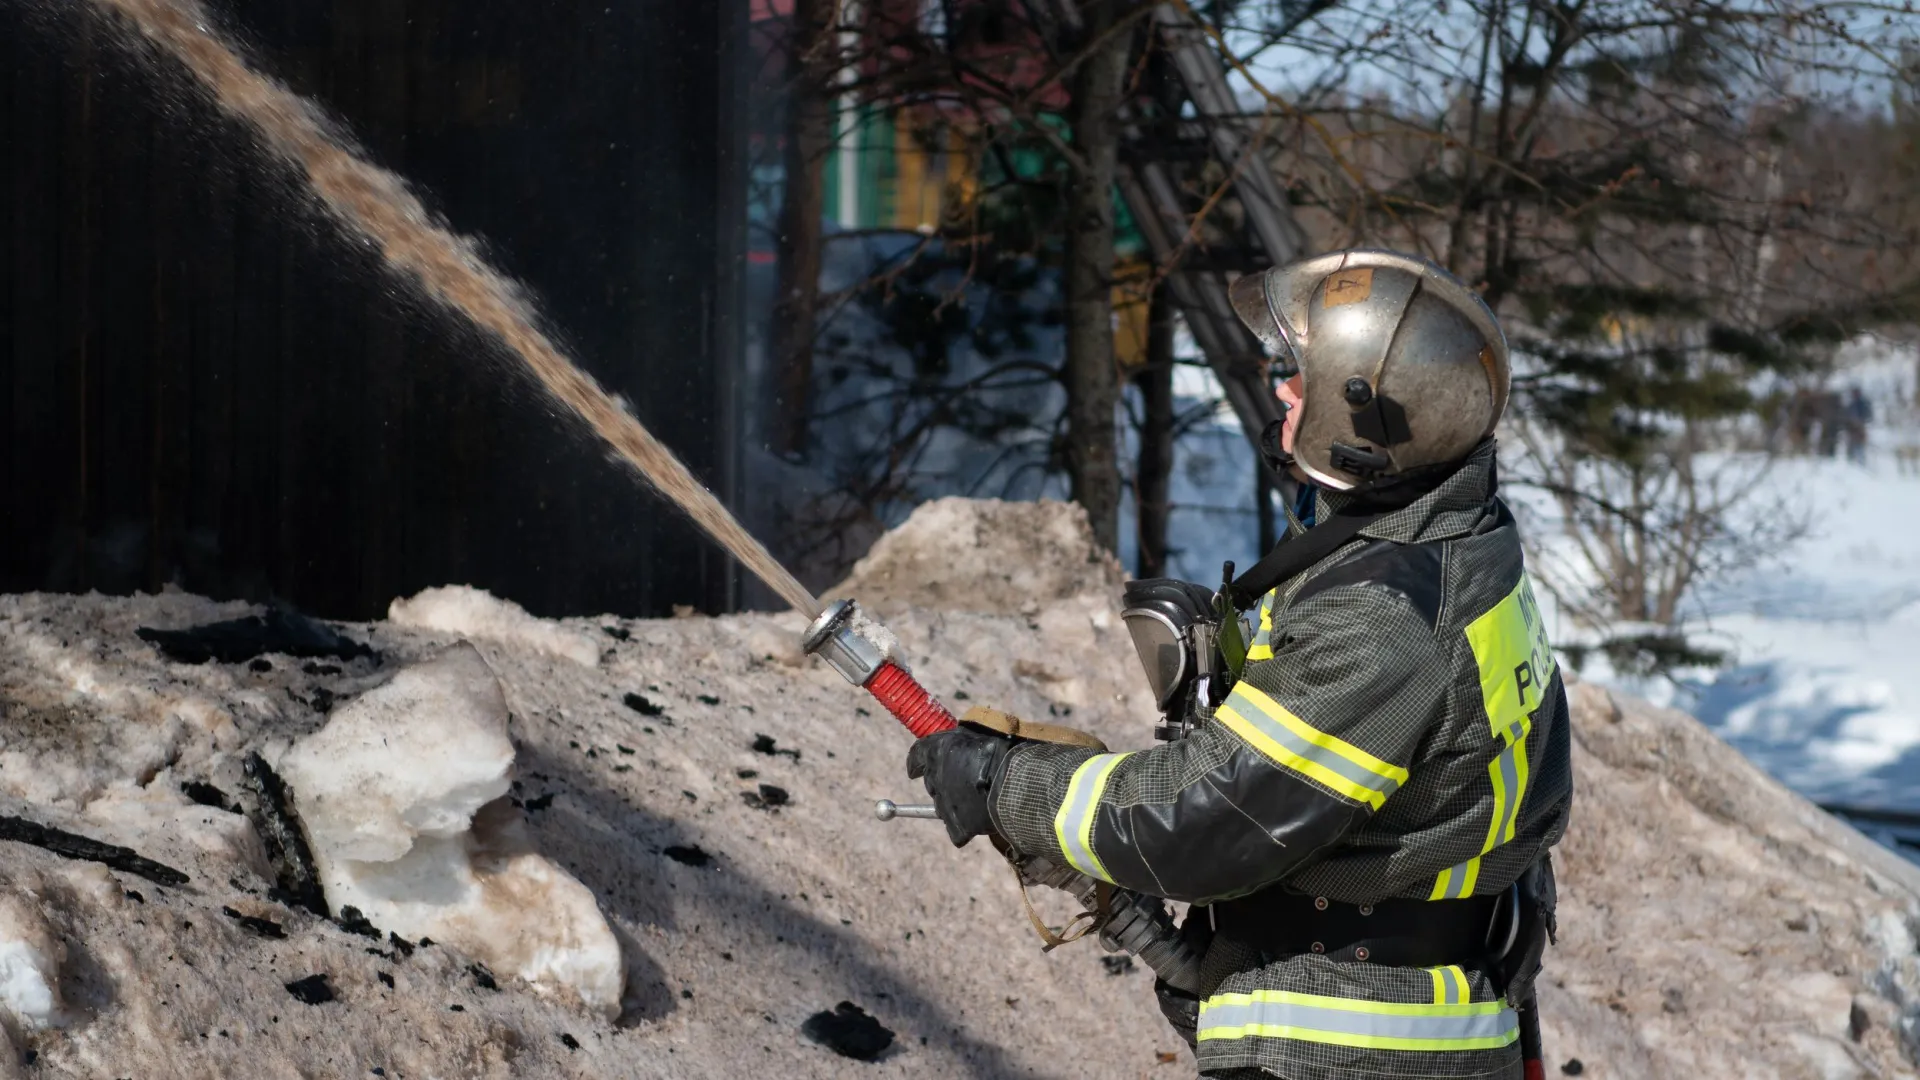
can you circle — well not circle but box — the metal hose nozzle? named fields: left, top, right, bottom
left=801, top=599, right=957, bottom=737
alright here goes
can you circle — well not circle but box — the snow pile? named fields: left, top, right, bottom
left=1546, top=678, right=1920, bottom=1076
left=389, top=586, right=601, bottom=668
left=278, top=644, right=622, bottom=1018
left=833, top=496, right=1128, bottom=615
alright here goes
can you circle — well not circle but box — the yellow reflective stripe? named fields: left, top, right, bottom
left=1198, top=989, right=1519, bottom=1052
left=1428, top=855, right=1481, bottom=900
left=1426, top=967, right=1468, bottom=1005
left=1433, top=572, right=1555, bottom=898
left=1205, top=991, right=1509, bottom=1018
left=1247, top=592, right=1277, bottom=661
left=1215, top=683, right=1408, bottom=810
left=1052, top=752, right=1130, bottom=882
left=1482, top=743, right=1510, bottom=853
left=1502, top=732, right=1531, bottom=846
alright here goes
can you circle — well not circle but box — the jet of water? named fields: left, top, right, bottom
left=89, top=0, right=821, bottom=617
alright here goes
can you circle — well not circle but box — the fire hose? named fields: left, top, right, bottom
left=801, top=598, right=1204, bottom=995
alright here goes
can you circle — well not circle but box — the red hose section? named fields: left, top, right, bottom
left=865, top=661, right=958, bottom=738
left=1523, top=1062, right=1545, bottom=1080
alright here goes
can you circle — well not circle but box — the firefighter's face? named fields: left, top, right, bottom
left=1275, top=374, right=1305, bottom=454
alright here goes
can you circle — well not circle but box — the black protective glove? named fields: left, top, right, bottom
left=904, top=726, right=1013, bottom=848
left=1154, top=977, right=1200, bottom=1049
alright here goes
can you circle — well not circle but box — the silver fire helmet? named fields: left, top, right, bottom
left=1228, top=249, right=1511, bottom=491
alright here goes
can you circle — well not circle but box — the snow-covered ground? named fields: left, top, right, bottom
left=1662, top=449, right=1920, bottom=813
left=1552, top=339, right=1920, bottom=823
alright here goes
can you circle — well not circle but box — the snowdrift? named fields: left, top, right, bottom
left=0, top=497, right=1916, bottom=1078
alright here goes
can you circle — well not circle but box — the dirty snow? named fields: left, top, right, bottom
left=390, top=585, right=602, bottom=668
left=0, top=498, right=1917, bottom=1076
left=833, top=496, right=1128, bottom=615
left=0, top=897, right=63, bottom=1032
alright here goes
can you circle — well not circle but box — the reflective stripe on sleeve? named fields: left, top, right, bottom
left=1198, top=989, right=1519, bottom=1052
left=1214, top=682, right=1408, bottom=810
left=1052, top=752, right=1131, bottom=882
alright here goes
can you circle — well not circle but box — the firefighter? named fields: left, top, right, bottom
left=907, top=249, right=1571, bottom=1080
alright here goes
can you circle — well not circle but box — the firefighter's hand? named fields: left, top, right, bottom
left=1154, top=978, right=1200, bottom=1049
left=904, top=727, right=1012, bottom=848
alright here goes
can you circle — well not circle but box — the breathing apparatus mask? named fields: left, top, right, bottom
left=1123, top=574, right=1246, bottom=742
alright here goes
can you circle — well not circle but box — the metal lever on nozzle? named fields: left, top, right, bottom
left=873, top=799, right=940, bottom=822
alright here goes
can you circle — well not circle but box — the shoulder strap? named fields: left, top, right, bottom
left=1226, top=461, right=1463, bottom=610
left=1227, top=510, right=1381, bottom=610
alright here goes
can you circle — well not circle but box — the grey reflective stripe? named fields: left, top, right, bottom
left=1199, top=992, right=1519, bottom=1051
left=1215, top=686, right=1406, bottom=807
left=1494, top=738, right=1523, bottom=840
left=1433, top=858, right=1474, bottom=900
left=1052, top=753, right=1130, bottom=882
left=1248, top=593, right=1276, bottom=657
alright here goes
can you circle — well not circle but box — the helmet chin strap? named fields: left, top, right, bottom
left=1256, top=417, right=1293, bottom=477
left=1260, top=408, right=1358, bottom=495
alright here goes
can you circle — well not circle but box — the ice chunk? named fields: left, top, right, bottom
left=281, top=644, right=622, bottom=1018
left=280, top=644, right=515, bottom=863
left=847, top=607, right=904, bottom=669
left=389, top=586, right=600, bottom=668
left=0, top=897, right=64, bottom=1031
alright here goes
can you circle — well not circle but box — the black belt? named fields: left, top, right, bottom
left=1211, top=890, right=1505, bottom=968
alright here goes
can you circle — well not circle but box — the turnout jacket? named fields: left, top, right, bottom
left=989, top=443, right=1572, bottom=1080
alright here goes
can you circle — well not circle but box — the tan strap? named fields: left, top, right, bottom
left=963, top=705, right=1108, bottom=750
left=1009, top=858, right=1112, bottom=952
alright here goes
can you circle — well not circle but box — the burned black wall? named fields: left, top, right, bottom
left=0, top=0, right=748, bottom=619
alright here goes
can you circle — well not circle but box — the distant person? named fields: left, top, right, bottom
left=1815, top=390, right=1844, bottom=457
left=1845, top=387, right=1872, bottom=464
left=1785, top=388, right=1816, bottom=455
left=907, top=250, right=1569, bottom=1080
